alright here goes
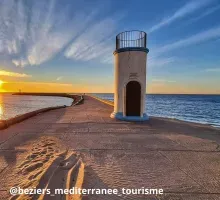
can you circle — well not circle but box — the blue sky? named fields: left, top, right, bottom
left=0, top=0, right=220, bottom=93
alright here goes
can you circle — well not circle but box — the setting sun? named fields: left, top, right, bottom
left=0, top=80, right=6, bottom=92
left=0, top=80, right=4, bottom=87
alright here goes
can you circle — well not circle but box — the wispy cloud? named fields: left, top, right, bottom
left=154, top=26, right=220, bottom=54
left=56, top=76, right=63, bottom=81
left=203, top=68, right=220, bottom=72
left=0, top=0, right=105, bottom=67
left=152, top=79, right=176, bottom=83
left=0, top=70, right=32, bottom=77
left=148, top=57, right=176, bottom=67
left=187, top=4, right=220, bottom=24
left=64, top=14, right=122, bottom=63
left=101, top=56, right=114, bottom=64
left=8, top=81, right=72, bottom=86
left=149, top=0, right=213, bottom=33
left=151, top=79, right=176, bottom=87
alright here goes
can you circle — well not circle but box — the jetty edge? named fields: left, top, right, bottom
left=0, top=94, right=83, bottom=130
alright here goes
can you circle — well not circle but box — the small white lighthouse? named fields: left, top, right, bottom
left=110, top=30, right=149, bottom=121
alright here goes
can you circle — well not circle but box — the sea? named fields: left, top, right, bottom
left=0, top=94, right=73, bottom=120
left=93, top=93, right=220, bottom=128
left=0, top=93, right=219, bottom=128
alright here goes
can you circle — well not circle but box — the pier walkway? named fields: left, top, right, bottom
left=0, top=96, right=220, bottom=199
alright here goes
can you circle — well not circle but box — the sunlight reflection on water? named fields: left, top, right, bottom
left=0, top=94, right=73, bottom=120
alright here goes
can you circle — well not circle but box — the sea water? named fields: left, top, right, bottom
left=94, top=93, right=220, bottom=128
left=0, top=94, right=73, bottom=120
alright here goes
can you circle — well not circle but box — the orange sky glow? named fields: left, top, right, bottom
left=0, top=79, right=220, bottom=94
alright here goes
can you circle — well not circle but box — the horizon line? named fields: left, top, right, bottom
left=1, top=92, right=220, bottom=95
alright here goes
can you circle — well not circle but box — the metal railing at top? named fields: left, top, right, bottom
left=116, top=30, right=147, bottom=49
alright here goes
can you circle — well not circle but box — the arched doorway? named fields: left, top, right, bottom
left=126, top=81, right=141, bottom=116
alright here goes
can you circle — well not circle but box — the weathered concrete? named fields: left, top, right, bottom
left=0, top=95, right=220, bottom=200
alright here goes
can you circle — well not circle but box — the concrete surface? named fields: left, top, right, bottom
left=0, top=95, right=220, bottom=200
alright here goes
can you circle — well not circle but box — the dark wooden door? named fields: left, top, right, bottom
left=126, top=81, right=141, bottom=116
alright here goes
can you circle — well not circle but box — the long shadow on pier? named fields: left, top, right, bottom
left=0, top=95, right=220, bottom=200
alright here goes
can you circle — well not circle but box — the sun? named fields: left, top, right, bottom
left=0, top=80, right=4, bottom=87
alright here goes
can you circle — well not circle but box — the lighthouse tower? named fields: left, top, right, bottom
left=110, top=30, right=149, bottom=121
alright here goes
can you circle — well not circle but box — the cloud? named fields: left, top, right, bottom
left=0, top=0, right=124, bottom=66
left=152, top=79, right=176, bottom=83
left=8, top=81, right=72, bottom=86
left=12, top=59, right=29, bottom=67
left=149, top=0, right=214, bottom=33
left=0, top=70, right=32, bottom=77
left=64, top=15, right=121, bottom=62
left=148, top=57, right=176, bottom=67
left=0, top=0, right=103, bottom=67
left=203, top=68, right=220, bottom=72
left=56, top=76, right=63, bottom=81
left=187, top=4, right=220, bottom=24
left=153, top=26, right=220, bottom=54
left=101, top=56, right=114, bottom=64
left=148, top=26, right=220, bottom=65
left=151, top=79, right=176, bottom=87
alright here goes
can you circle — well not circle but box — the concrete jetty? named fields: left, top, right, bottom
left=0, top=96, right=220, bottom=199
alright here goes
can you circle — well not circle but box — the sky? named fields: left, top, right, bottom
left=0, top=0, right=220, bottom=94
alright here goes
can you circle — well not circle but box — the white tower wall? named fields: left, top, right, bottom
left=111, top=31, right=149, bottom=121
